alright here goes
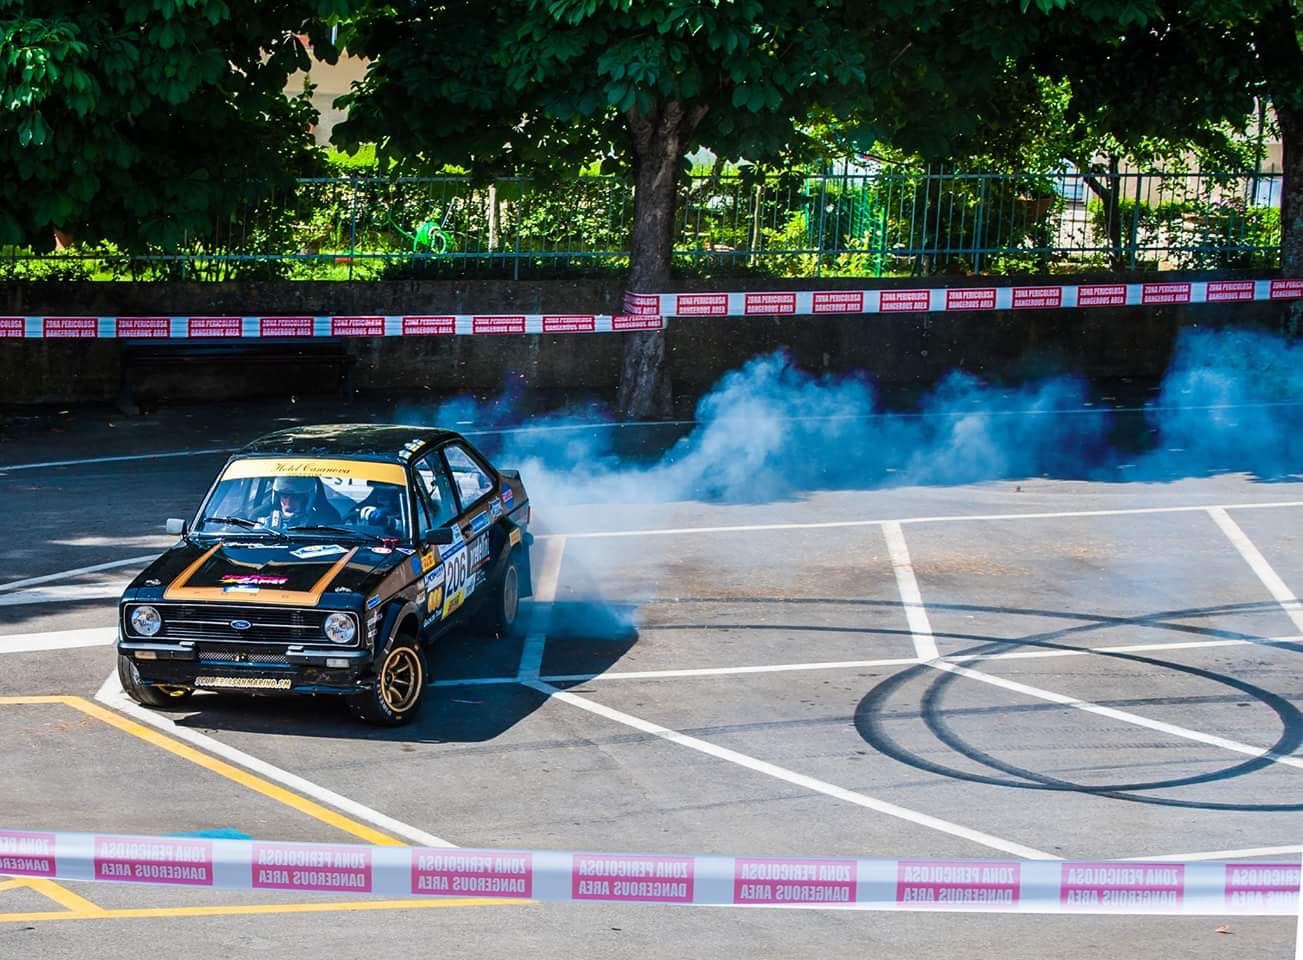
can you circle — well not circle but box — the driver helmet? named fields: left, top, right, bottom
left=272, top=476, right=315, bottom=519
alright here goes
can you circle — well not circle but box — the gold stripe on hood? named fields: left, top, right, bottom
left=164, top=547, right=359, bottom=607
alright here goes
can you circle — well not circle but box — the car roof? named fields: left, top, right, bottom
left=236, top=424, right=461, bottom=462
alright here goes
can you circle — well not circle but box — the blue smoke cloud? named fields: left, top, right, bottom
left=1135, top=329, right=1303, bottom=481
left=395, top=328, right=1302, bottom=508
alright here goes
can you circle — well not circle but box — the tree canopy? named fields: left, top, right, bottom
left=336, top=0, right=1141, bottom=414
left=1026, top=0, right=1301, bottom=275
left=0, top=0, right=347, bottom=250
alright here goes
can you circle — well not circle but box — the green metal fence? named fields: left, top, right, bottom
left=1, top=167, right=1282, bottom=281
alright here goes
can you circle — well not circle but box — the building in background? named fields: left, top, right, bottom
left=287, top=36, right=368, bottom=145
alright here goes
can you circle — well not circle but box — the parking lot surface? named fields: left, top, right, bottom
left=0, top=399, right=1300, bottom=957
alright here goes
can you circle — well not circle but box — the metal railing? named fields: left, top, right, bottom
left=1, top=167, right=1282, bottom=281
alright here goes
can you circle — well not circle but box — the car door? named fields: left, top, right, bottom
left=410, top=450, right=464, bottom=635
left=437, top=441, right=499, bottom=624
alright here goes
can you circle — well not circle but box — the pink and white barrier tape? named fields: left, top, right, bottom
left=0, top=315, right=665, bottom=339
left=624, top=278, right=1303, bottom=318
left=7, top=280, right=1296, bottom=339
left=2, top=829, right=1298, bottom=914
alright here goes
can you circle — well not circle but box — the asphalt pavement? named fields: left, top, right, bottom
left=0, top=395, right=1300, bottom=958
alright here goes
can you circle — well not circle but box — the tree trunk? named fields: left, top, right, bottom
left=616, top=100, right=707, bottom=419
left=1083, top=156, right=1125, bottom=270
left=1252, top=2, right=1302, bottom=332
left=1277, top=106, right=1301, bottom=270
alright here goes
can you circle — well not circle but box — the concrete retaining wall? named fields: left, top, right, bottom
left=0, top=273, right=1291, bottom=407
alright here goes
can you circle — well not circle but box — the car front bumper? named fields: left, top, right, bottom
left=118, top=638, right=376, bottom=695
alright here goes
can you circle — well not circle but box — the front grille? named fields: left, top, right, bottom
left=124, top=603, right=358, bottom=647
left=198, top=649, right=291, bottom=666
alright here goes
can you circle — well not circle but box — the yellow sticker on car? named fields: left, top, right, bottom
left=509, top=528, right=522, bottom=547
left=426, top=585, right=444, bottom=614
left=221, top=457, right=408, bottom=486
left=420, top=549, right=438, bottom=573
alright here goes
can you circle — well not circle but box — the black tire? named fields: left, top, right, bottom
left=472, top=553, right=522, bottom=639
left=117, top=654, right=194, bottom=708
left=348, top=636, right=426, bottom=726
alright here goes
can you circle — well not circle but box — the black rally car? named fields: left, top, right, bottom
left=116, top=424, right=531, bottom=725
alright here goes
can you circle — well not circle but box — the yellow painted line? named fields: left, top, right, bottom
left=0, top=697, right=517, bottom=922
left=0, top=896, right=521, bottom=924
left=19, top=878, right=106, bottom=916
left=59, top=697, right=402, bottom=847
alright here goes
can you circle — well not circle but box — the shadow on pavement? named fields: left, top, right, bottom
left=164, top=599, right=639, bottom=744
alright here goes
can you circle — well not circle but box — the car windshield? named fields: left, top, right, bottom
left=196, top=458, right=410, bottom=540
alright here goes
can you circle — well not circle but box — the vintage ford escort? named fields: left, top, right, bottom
left=116, top=424, right=531, bottom=724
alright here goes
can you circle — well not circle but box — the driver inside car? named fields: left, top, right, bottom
left=348, top=484, right=404, bottom=533
left=260, top=476, right=340, bottom=530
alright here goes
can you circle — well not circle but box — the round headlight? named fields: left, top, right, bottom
left=324, top=613, right=356, bottom=645
left=130, top=605, right=162, bottom=637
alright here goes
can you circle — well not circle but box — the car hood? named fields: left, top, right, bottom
left=125, top=538, right=411, bottom=606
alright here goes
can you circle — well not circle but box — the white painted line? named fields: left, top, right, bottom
left=0, top=582, right=131, bottom=607
left=516, top=535, right=565, bottom=681
left=1124, top=845, right=1303, bottom=863
left=1208, top=507, right=1303, bottom=636
left=531, top=536, right=567, bottom=604
left=933, top=660, right=1303, bottom=772
left=93, top=670, right=455, bottom=848
left=463, top=420, right=681, bottom=437
left=10, top=402, right=1293, bottom=472
left=420, top=634, right=1303, bottom=689
left=462, top=401, right=1303, bottom=437
left=0, top=448, right=228, bottom=472
left=882, top=522, right=938, bottom=661
left=948, top=635, right=1303, bottom=664
left=548, top=634, right=1302, bottom=682
left=429, top=675, right=518, bottom=688
left=527, top=678, right=1055, bottom=860
left=541, top=499, right=1303, bottom=541
left=0, top=626, right=116, bottom=654
left=517, top=635, right=547, bottom=681
left=542, top=655, right=924, bottom=684
left=0, top=556, right=155, bottom=593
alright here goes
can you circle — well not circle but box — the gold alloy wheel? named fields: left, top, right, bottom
left=378, top=646, right=423, bottom=713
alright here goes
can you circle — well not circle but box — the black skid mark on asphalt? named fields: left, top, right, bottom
left=647, top=593, right=1303, bottom=810
left=854, top=636, right=1303, bottom=812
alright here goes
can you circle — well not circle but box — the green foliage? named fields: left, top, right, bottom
left=0, top=0, right=344, bottom=250
left=323, top=144, right=378, bottom=173
left=1088, top=195, right=1281, bottom=269
left=336, top=2, right=1171, bottom=181
left=1029, top=0, right=1299, bottom=154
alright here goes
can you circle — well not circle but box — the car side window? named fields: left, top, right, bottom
left=442, top=443, right=495, bottom=511
left=412, top=453, right=459, bottom=529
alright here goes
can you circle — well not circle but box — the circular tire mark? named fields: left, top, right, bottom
left=855, top=640, right=1303, bottom=812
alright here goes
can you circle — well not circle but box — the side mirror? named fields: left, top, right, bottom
left=165, top=518, right=188, bottom=535
left=421, top=526, right=454, bottom=547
